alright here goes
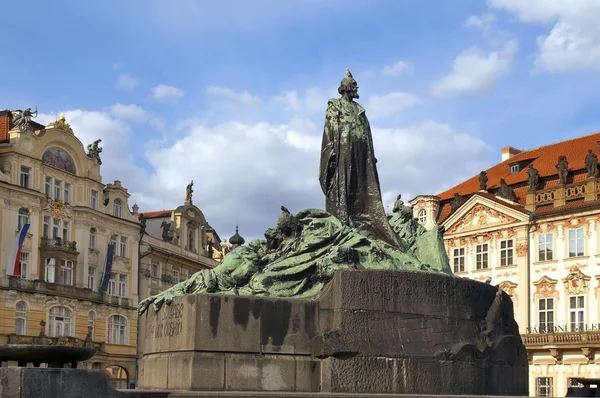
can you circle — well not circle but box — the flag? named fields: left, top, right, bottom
left=99, top=243, right=115, bottom=293
left=7, top=224, right=30, bottom=277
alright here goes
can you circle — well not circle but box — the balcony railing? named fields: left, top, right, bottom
left=522, top=330, right=600, bottom=347
left=40, top=237, right=78, bottom=253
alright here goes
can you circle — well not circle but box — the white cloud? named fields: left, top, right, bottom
left=380, top=61, right=412, bottom=77
left=431, top=39, right=518, bottom=98
left=489, top=0, right=600, bottom=72
left=151, top=84, right=185, bottom=102
left=366, top=92, right=422, bottom=120
left=273, top=87, right=334, bottom=115
left=464, top=13, right=497, bottom=33
left=116, top=74, right=139, bottom=92
left=205, top=86, right=261, bottom=105
left=109, top=103, right=149, bottom=121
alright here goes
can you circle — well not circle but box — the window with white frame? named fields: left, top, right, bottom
left=52, top=219, right=60, bottom=239
left=108, top=315, right=127, bottom=345
left=452, top=248, right=465, bottom=273
left=17, top=207, right=28, bottom=231
left=88, top=267, right=96, bottom=291
left=568, top=228, right=584, bottom=257
left=54, top=179, right=62, bottom=201
left=59, top=260, right=73, bottom=285
left=536, top=377, right=552, bottom=397
left=110, top=235, right=117, bottom=248
left=538, top=298, right=554, bottom=333
left=62, top=220, right=70, bottom=241
left=108, top=273, right=117, bottom=296
left=538, top=233, right=553, bottom=261
left=151, top=262, right=161, bottom=278
left=45, top=176, right=52, bottom=197
left=43, top=216, right=50, bottom=238
left=509, top=164, right=519, bottom=174
left=45, top=258, right=56, bottom=283
left=119, top=274, right=127, bottom=297
left=113, top=199, right=122, bottom=218
left=19, top=166, right=30, bottom=188
left=417, top=209, right=427, bottom=224
left=88, top=311, right=95, bottom=340
left=569, top=295, right=585, bottom=332
left=91, top=190, right=98, bottom=209
left=15, top=301, right=27, bottom=335
left=19, top=252, right=29, bottom=280
left=64, top=183, right=71, bottom=204
left=89, top=228, right=96, bottom=250
left=499, top=239, right=514, bottom=266
left=475, top=244, right=489, bottom=269
left=119, top=236, right=128, bottom=258
left=172, top=269, right=180, bottom=284
left=48, top=306, right=73, bottom=337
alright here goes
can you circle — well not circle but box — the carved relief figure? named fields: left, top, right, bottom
left=87, top=139, right=103, bottom=165
left=160, top=220, right=172, bottom=242
left=556, top=155, right=569, bottom=185
left=526, top=164, right=539, bottom=191
left=496, top=179, right=516, bottom=202
left=11, top=107, right=38, bottom=131
left=585, top=149, right=598, bottom=178
left=478, top=171, right=488, bottom=191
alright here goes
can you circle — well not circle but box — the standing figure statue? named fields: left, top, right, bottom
left=319, top=69, right=402, bottom=248
left=87, top=139, right=103, bottom=165
left=11, top=107, right=38, bottom=131
left=185, top=180, right=194, bottom=203
left=478, top=171, right=488, bottom=191
left=556, top=155, right=569, bottom=185
left=527, top=164, right=539, bottom=191
left=585, top=149, right=598, bottom=178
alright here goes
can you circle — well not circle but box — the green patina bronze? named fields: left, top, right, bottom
left=138, top=70, right=452, bottom=315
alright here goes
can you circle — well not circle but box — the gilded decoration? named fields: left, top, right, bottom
left=516, top=243, right=527, bottom=257
left=42, top=199, right=73, bottom=219
left=499, top=281, right=518, bottom=297
left=41, top=146, right=76, bottom=175
left=445, top=203, right=517, bottom=234
left=563, top=267, right=590, bottom=295
left=533, top=276, right=558, bottom=298
left=52, top=114, right=74, bottom=134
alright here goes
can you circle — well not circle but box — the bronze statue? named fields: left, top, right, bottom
left=478, top=171, right=488, bottom=191
left=319, top=69, right=402, bottom=248
left=497, top=179, right=516, bottom=202
left=186, top=180, right=194, bottom=203
left=11, top=107, right=38, bottom=131
left=556, top=155, right=569, bottom=185
left=160, top=220, right=172, bottom=242
left=585, top=149, right=598, bottom=178
left=392, top=194, right=404, bottom=213
left=526, top=164, right=539, bottom=191
left=87, top=139, right=103, bottom=165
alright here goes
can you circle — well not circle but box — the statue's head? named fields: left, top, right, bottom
left=500, top=178, right=506, bottom=185
left=589, top=149, right=593, bottom=154
left=396, top=194, right=402, bottom=200
left=529, top=163, right=534, bottom=168
left=338, top=69, right=359, bottom=100
left=454, top=192, right=460, bottom=198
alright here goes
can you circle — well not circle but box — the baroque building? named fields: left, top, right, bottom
left=0, top=110, right=140, bottom=389
left=411, top=132, right=600, bottom=397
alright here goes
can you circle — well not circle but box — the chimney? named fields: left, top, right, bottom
left=0, top=110, right=12, bottom=144
left=501, top=146, right=522, bottom=162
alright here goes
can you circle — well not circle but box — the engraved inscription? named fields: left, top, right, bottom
left=147, top=302, right=185, bottom=339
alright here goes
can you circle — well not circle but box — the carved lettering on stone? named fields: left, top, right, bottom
left=446, top=203, right=517, bottom=234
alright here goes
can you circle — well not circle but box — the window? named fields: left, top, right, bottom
left=568, top=228, right=584, bottom=257
left=88, top=311, right=95, bottom=340
left=452, top=248, right=465, bottom=273
left=417, top=209, right=427, bottom=224
left=64, top=183, right=71, bottom=204
left=52, top=219, right=60, bottom=239
left=15, top=301, right=27, bottom=335
left=59, top=260, right=73, bottom=285
left=475, top=244, right=489, bottom=269
left=89, top=228, right=96, bottom=250
left=509, top=164, right=519, bottom=174
left=62, top=220, right=70, bottom=241
left=91, top=190, right=98, bottom=209
left=151, top=262, right=161, bottom=278
left=108, top=315, right=127, bottom=345
left=538, top=298, right=554, bottom=333
left=45, top=176, right=52, bottom=197
left=48, top=306, right=73, bottom=337
left=110, top=235, right=117, bottom=248
left=119, top=274, right=127, bottom=297
left=119, top=236, right=128, bottom=258
left=45, top=258, right=56, bottom=283
left=172, top=270, right=180, bottom=284
left=43, top=216, right=50, bottom=238
left=500, top=239, right=514, bottom=266
left=19, top=252, right=29, bottom=280
left=113, top=199, right=122, bottom=218
left=538, top=233, right=553, bottom=261
left=54, top=179, right=62, bottom=201
left=17, top=207, right=28, bottom=231
left=88, top=267, right=96, bottom=290
left=19, top=166, right=30, bottom=188
left=536, top=377, right=553, bottom=397
left=108, top=273, right=117, bottom=296
left=569, top=295, right=585, bottom=332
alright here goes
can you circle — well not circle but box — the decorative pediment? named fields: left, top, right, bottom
left=446, top=203, right=518, bottom=234
left=563, top=267, right=590, bottom=295
left=533, top=276, right=558, bottom=298
left=498, top=281, right=518, bottom=297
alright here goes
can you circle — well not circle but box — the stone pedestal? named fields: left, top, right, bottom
left=139, top=270, right=528, bottom=395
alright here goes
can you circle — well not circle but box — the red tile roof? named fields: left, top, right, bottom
left=0, top=111, right=12, bottom=144
left=436, top=131, right=600, bottom=223
left=142, top=210, right=173, bottom=219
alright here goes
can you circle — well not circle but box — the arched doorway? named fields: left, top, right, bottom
left=105, top=365, right=128, bottom=389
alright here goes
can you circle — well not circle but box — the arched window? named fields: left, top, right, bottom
left=17, top=208, right=29, bottom=231
left=89, top=228, right=96, bottom=250
left=15, top=301, right=27, bottom=335
left=418, top=209, right=427, bottom=224
left=108, top=315, right=127, bottom=345
left=105, top=365, right=129, bottom=390
left=88, top=311, right=96, bottom=340
left=48, top=306, right=73, bottom=337
left=113, top=199, right=122, bottom=218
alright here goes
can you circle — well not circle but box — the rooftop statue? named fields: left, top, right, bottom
left=11, top=107, right=38, bottom=131
left=139, top=70, right=452, bottom=315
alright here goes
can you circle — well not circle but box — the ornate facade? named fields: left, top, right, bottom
left=0, top=110, right=140, bottom=389
left=411, top=132, right=600, bottom=397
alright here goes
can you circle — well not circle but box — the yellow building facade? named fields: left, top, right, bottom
left=0, top=110, right=140, bottom=389
left=412, top=133, right=600, bottom=397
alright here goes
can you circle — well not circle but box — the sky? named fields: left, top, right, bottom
left=3, top=0, right=600, bottom=242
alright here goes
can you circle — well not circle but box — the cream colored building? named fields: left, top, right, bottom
left=0, top=110, right=140, bottom=389
left=411, top=132, right=600, bottom=397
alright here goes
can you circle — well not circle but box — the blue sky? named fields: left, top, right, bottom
left=2, top=0, right=600, bottom=241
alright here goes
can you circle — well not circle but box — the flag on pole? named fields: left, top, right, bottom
left=99, top=243, right=116, bottom=293
left=7, top=224, right=30, bottom=277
